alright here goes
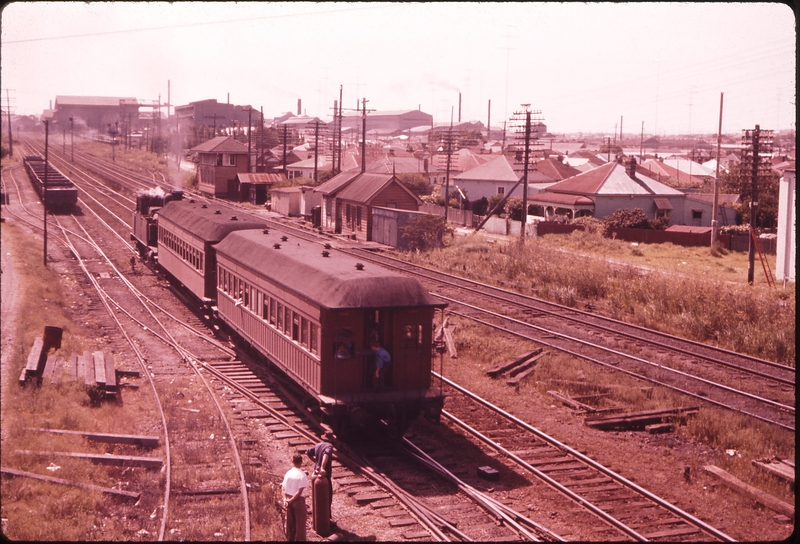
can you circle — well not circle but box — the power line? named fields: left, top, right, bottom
left=4, top=4, right=395, bottom=45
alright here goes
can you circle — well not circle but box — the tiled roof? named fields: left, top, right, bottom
left=191, top=136, right=248, bottom=153
left=534, top=158, right=582, bottom=181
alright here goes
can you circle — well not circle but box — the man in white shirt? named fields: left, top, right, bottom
left=281, top=453, right=307, bottom=541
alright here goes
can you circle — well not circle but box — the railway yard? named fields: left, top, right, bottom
left=0, top=137, right=795, bottom=542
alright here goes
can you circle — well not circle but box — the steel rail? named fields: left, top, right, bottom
left=53, top=216, right=174, bottom=541
left=448, top=307, right=794, bottom=432
left=344, top=247, right=792, bottom=375
left=69, top=217, right=252, bottom=541
left=441, top=295, right=794, bottom=414
left=435, top=373, right=737, bottom=542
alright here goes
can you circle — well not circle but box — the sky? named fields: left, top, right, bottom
left=1, top=2, right=795, bottom=136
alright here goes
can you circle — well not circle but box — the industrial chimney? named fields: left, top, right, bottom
left=297, top=99, right=301, bottom=115
left=458, top=93, right=462, bottom=123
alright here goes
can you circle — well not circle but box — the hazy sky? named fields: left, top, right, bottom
left=2, top=2, right=795, bottom=135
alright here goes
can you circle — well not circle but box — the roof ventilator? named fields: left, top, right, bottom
left=214, top=210, right=221, bottom=214
left=201, top=203, right=207, bottom=208
left=263, top=228, right=270, bottom=234
left=322, top=251, right=330, bottom=258
left=281, top=235, right=288, bottom=242
left=324, top=243, right=332, bottom=250
left=273, top=243, right=281, bottom=249
left=355, top=263, right=364, bottom=271
left=231, top=215, right=238, bottom=221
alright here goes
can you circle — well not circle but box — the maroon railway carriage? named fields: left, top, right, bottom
left=155, top=200, right=268, bottom=304
left=214, top=229, right=446, bottom=435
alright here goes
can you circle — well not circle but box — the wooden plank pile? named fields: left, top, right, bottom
left=752, top=457, right=795, bottom=486
left=584, top=406, right=699, bottom=431
left=485, top=348, right=548, bottom=386
left=703, top=465, right=794, bottom=519
left=18, top=331, right=129, bottom=402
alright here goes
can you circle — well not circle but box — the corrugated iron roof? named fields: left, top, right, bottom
left=534, top=157, right=582, bottom=181
left=546, top=161, right=683, bottom=196
left=190, top=136, right=249, bottom=154
left=336, top=173, right=414, bottom=204
left=215, top=229, right=442, bottom=310
left=529, top=193, right=594, bottom=205
left=312, top=169, right=362, bottom=196
left=653, top=198, right=674, bottom=210
left=454, top=155, right=520, bottom=182
left=237, top=173, right=285, bottom=184
left=157, top=200, right=267, bottom=242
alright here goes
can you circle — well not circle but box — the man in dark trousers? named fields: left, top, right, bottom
left=306, top=441, right=334, bottom=523
left=281, top=453, right=307, bottom=541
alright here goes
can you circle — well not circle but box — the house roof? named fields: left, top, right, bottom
left=454, top=155, right=520, bottom=182
left=289, top=156, right=331, bottom=169
left=528, top=193, right=594, bottom=206
left=191, top=136, right=248, bottom=154
left=685, top=193, right=741, bottom=206
left=534, top=157, right=582, bottom=181
left=662, top=158, right=716, bottom=178
left=237, top=173, right=285, bottom=185
left=337, top=173, right=422, bottom=206
left=55, top=96, right=138, bottom=107
left=312, top=169, right=362, bottom=196
left=546, top=161, right=683, bottom=196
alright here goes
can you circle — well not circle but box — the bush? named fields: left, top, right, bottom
left=505, top=197, right=523, bottom=221
left=571, top=216, right=603, bottom=234
left=472, top=197, right=489, bottom=216
left=400, top=214, right=453, bottom=251
left=650, top=216, right=670, bottom=230
left=602, top=208, right=651, bottom=236
left=487, top=194, right=505, bottom=216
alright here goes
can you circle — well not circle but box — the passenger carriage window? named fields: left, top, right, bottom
left=262, top=297, right=269, bottom=320
left=334, top=329, right=354, bottom=359
left=292, top=313, right=300, bottom=342
left=418, top=324, right=423, bottom=345
left=310, top=323, right=319, bottom=355
left=269, top=298, right=276, bottom=326
left=276, top=303, right=283, bottom=330
left=243, top=285, right=250, bottom=307
left=300, top=317, right=309, bottom=347
left=285, top=307, right=292, bottom=335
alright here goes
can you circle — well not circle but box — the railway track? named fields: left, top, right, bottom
left=432, top=374, right=734, bottom=542
left=337, top=247, right=795, bottom=432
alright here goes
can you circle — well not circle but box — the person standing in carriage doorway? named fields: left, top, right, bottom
left=307, top=441, right=334, bottom=523
left=371, top=340, right=392, bottom=391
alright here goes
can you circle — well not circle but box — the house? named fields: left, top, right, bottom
left=335, top=173, right=422, bottom=241
left=682, top=193, right=740, bottom=227
left=532, top=157, right=685, bottom=223
left=452, top=154, right=556, bottom=202
left=640, top=158, right=710, bottom=189
left=191, top=136, right=250, bottom=198
left=532, top=157, right=582, bottom=182
left=313, top=169, right=363, bottom=231
left=235, top=173, right=285, bottom=205
left=286, top=155, right=331, bottom=181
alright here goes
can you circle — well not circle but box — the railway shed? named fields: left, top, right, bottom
left=234, top=172, right=285, bottom=205
left=334, top=173, right=422, bottom=241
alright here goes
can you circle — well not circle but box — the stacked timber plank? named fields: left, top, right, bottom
left=18, top=333, right=127, bottom=401
left=584, top=406, right=699, bottom=431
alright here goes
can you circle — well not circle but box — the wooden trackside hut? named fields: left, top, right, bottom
left=335, top=173, right=422, bottom=241
left=235, top=173, right=285, bottom=204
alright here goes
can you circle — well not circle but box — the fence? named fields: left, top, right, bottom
left=419, top=203, right=474, bottom=227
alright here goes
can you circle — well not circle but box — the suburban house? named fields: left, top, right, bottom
left=313, top=169, right=363, bottom=231
left=639, top=158, right=710, bottom=189
left=191, top=136, right=249, bottom=198
left=531, top=157, right=685, bottom=223
left=452, top=154, right=557, bottom=202
left=286, top=155, right=331, bottom=181
left=334, top=173, right=423, bottom=241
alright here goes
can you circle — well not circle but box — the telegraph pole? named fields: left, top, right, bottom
left=283, top=124, right=288, bottom=174
left=314, top=120, right=320, bottom=183
left=70, top=116, right=74, bottom=162
left=443, top=108, right=455, bottom=222
left=511, top=105, right=543, bottom=243
left=5, top=89, right=13, bottom=156
left=741, top=124, right=774, bottom=284
left=711, top=93, right=723, bottom=248
left=361, top=97, right=369, bottom=173
left=43, top=120, right=49, bottom=267
left=247, top=107, right=253, bottom=172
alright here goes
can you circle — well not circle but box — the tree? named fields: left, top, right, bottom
left=718, top=162, right=780, bottom=228
left=400, top=214, right=453, bottom=251
left=487, top=194, right=505, bottom=216
left=397, top=174, right=432, bottom=197
left=602, top=208, right=651, bottom=236
left=505, top=197, right=523, bottom=221
left=471, top=196, right=489, bottom=216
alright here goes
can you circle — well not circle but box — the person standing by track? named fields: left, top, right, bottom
left=307, top=441, right=334, bottom=524
left=281, top=453, right=307, bottom=541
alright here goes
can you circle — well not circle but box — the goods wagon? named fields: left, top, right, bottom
left=23, top=155, right=78, bottom=211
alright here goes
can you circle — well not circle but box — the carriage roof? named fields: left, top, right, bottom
left=215, top=229, right=444, bottom=310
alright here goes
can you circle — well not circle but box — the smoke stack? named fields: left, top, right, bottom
left=458, top=93, right=462, bottom=123
left=50, top=100, right=52, bottom=110
left=487, top=99, right=491, bottom=140
left=627, top=156, right=637, bottom=178
left=227, top=93, right=230, bottom=104
left=297, top=99, right=301, bottom=116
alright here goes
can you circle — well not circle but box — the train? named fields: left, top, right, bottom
left=132, top=191, right=446, bottom=436
left=22, top=155, right=79, bottom=211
